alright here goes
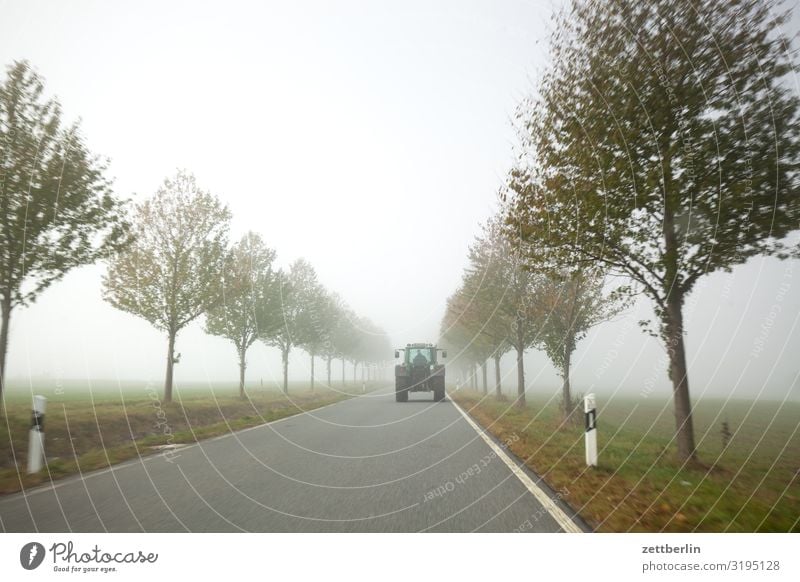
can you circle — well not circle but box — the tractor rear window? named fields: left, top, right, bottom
left=408, top=348, right=433, bottom=364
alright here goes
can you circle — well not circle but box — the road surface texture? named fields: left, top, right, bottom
left=0, top=388, right=588, bottom=532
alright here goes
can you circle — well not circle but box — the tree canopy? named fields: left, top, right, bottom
left=0, top=61, right=129, bottom=399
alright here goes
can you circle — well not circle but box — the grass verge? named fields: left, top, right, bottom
left=451, top=390, right=799, bottom=532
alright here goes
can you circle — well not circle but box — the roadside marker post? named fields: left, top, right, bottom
left=27, top=395, right=47, bottom=474
left=584, top=393, right=597, bottom=468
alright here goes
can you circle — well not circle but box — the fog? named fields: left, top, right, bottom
left=2, top=0, right=799, bottom=402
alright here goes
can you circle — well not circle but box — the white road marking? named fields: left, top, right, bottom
left=450, top=398, right=584, bottom=533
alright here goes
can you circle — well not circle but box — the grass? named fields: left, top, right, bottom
left=0, top=380, right=370, bottom=495
left=451, top=389, right=800, bottom=532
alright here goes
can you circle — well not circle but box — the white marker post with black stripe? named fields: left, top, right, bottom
left=584, top=393, right=597, bottom=467
left=27, top=395, right=46, bottom=474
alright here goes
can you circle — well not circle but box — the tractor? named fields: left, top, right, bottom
left=394, top=343, right=447, bottom=402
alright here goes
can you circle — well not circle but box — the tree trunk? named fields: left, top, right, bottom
left=665, top=294, right=698, bottom=464
left=238, top=348, right=246, bottom=399
left=281, top=346, right=290, bottom=394
left=327, top=355, right=332, bottom=386
left=663, top=194, right=699, bottom=464
left=353, top=361, right=357, bottom=384
left=494, top=353, right=502, bottom=399
left=341, top=357, right=345, bottom=386
left=310, top=352, right=315, bottom=392
left=561, top=347, right=572, bottom=419
left=164, top=330, right=176, bottom=403
left=515, top=345, right=526, bottom=408
left=0, top=297, right=12, bottom=404
left=481, top=361, right=488, bottom=395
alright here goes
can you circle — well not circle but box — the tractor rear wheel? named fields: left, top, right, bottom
left=396, top=378, right=409, bottom=402
left=432, top=377, right=445, bottom=402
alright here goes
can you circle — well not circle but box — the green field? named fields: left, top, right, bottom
left=0, top=380, right=369, bottom=495
left=0, top=377, right=357, bottom=403
left=452, top=389, right=800, bottom=532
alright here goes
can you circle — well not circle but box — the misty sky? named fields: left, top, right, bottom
left=2, top=0, right=799, bottom=403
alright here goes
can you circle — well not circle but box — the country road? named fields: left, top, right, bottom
left=0, top=388, right=587, bottom=532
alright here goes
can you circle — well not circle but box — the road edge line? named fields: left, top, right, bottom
left=450, top=397, right=584, bottom=533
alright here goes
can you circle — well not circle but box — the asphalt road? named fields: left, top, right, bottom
left=0, top=387, right=587, bottom=532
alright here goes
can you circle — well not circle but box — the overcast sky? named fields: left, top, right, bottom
left=2, top=0, right=799, bottom=403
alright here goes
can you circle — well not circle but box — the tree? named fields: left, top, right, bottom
left=344, top=316, right=390, bottom=386
left=320, top=293, right=347, bottom=387
left=475, top=217, right=542, bottom=406
left=440, top=287, right=496, bottom=395
left=441, top=216, right=542, bottom=405
left=0, top=61, right=129, bottom=401
left=103, top=170, right=231, bottom=402
left=356, top=318, right=391, bottom=380
left=262, top=258, right=319, bottom=394
left=331, top=304, right=358, bottom=386
left=509, top=0, right=800, bottom=462
left=205, top=232, right=281, bottom=399
left=295, top=275, right=331, bottom=392
left=535, top=270, right=625, bottom=419
left=462, top=218, right=518, bottom=398
left=347, top=316, right=370, bottom=385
